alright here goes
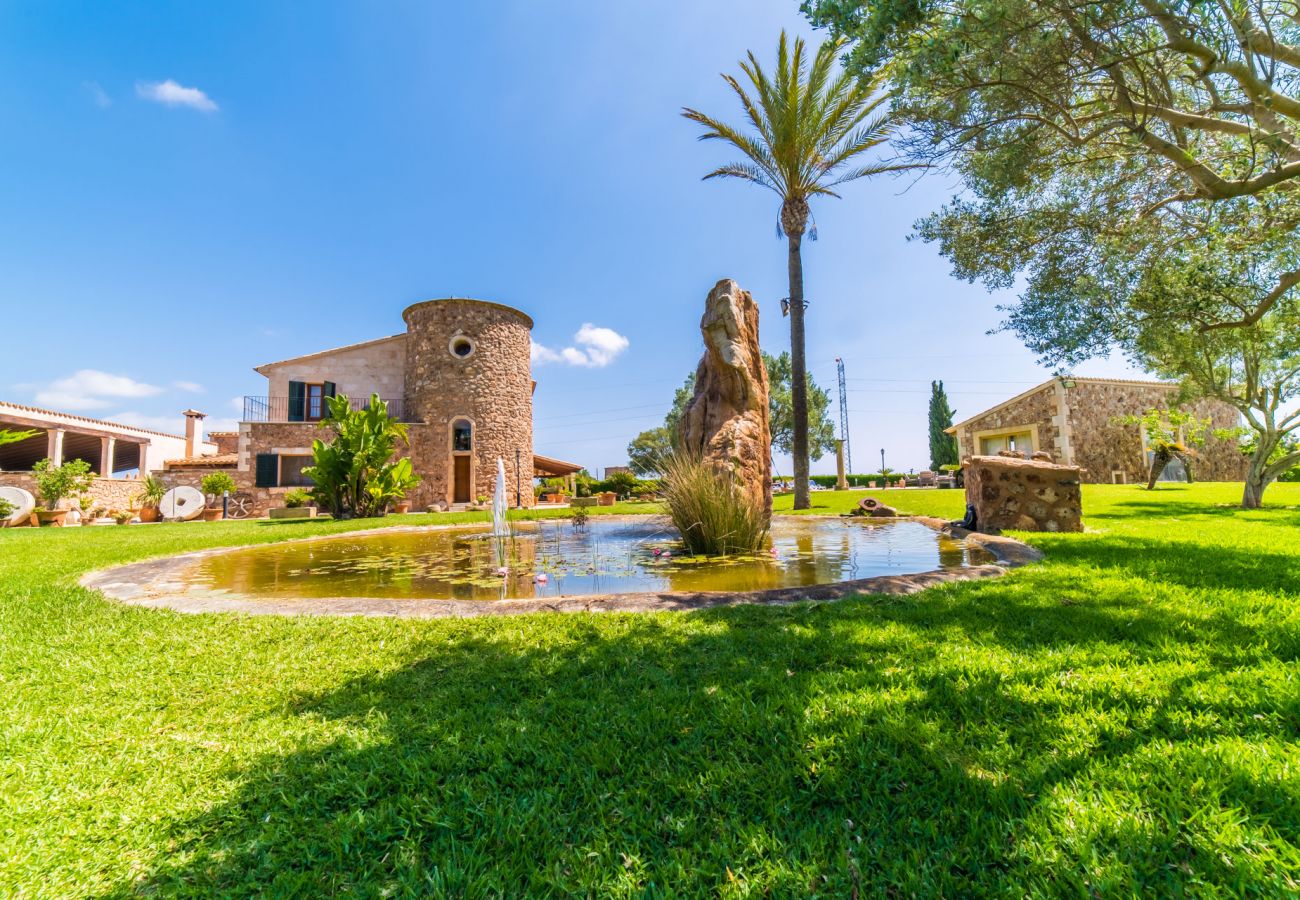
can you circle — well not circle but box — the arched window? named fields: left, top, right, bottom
left=452, top=418, right=472, bottom=452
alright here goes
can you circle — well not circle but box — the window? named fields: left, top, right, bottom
left=448, top=334, right=475, bottom=359
left=280, top=455, right=315, bottom=487
left=980, top=431, right=1033, bottom=455
left=306, top=384, right=325, bottom=420
left=452, top=419, right=472, bottom=452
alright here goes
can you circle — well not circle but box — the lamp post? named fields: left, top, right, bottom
left=514, top=448, right=521, bottom=508
left=880, top=448, right=885, bottom=475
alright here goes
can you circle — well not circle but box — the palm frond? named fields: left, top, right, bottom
left=684, top=28, right=900, bottom=214
left=703, top=162, right=779, bottom=193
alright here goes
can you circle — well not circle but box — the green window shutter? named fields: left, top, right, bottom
left=287, top=381, right=305, bottom=422
left=255, top=453, right=279, bottom=487
left=323, top=381, right=336, bottom=398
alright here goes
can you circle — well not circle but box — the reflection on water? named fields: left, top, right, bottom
left=185, top=517, right=991, bottom=602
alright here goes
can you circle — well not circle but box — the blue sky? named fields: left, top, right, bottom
left=0, top=0, right=1143, bottom=475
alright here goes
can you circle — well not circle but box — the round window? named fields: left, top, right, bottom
left=449, top=335, right=475, bottom=359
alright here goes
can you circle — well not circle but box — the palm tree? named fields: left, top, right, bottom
left=683, top=31, right=899, bottom=510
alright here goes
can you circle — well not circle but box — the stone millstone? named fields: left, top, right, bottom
left=964, top=454, right=1083, bottom=533
left=679, top=279, right=772, bottom=523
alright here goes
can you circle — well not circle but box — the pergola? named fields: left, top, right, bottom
left=0, top=402, right=186, bottom=477
left=533, top=453, right=583, bottom=495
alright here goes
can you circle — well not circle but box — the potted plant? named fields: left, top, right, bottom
left=135, top=475, right=166, bottom=523
left=394, top=499, right=412, bottom=514
left=112, top=509, right=133, bottom=526
left=269, top=488, right=318, bottom=520
left=200, top=472, right=236, bottom=521
left=32, top=458, right=94, bottom=526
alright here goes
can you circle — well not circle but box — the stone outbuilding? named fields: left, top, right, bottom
left=163, top=298, right=578, bottom=514
left=946, top=377, right=1246, bottom=485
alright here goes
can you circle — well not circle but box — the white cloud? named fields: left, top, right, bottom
left=136, top=79, right=218, bottom=112
left=173, top=380, right=204, bottom=393
left=34, top=370, right=164, bottom=411
left=83, top=81, right=111, bottom=108
left=532, top=323, right=630, bottom=368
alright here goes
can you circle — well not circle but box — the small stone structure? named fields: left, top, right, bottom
left=679, top=279, right=771, bottom=521
left=964, top=454, right=1083, bottom=533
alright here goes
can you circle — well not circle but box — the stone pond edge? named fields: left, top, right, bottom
left=79, top=514, right=1044, bottom=619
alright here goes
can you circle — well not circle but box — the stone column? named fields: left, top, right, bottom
left=835, top=439, right=847, bottom=491
left=47, top=428, right=64, bottom=466
left=100, top=436, right=116, bottom=477
left=138, top=442, right=150, bottom=476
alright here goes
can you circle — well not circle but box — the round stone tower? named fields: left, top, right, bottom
left=402, top=298, right=535, bottom=508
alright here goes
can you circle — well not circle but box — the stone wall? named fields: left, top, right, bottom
left=964, top=455, right=1083, bottom=533
left=208, top=432, right=239, bottom=455
left=1063, top=381, right=1245, bottom=484
left=952, top=383, right=1061, bottom=462
left=0, top=472, right=147, bottom=513
left=156, top=467, right=291, bottom=517
left=258, top=334, right=407, bottom=405
left=402, top=299, right=534, bottom=508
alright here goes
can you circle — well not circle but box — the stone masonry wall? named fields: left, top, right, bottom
left=0, top=472, right=147, bottom=513
left=964, top=455, right=1083, bottom=533
left=1063, top=381, right=1246, bottom=484
left=260, top=334, right=407, bottom=406
left=208, top=432, right=239, bottom=455
left=402, top=299, right=534, bottom=508
left=953, top=384, right=1061, bottom=462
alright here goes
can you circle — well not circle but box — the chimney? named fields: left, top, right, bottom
left=182, top=409, right=206, bottom=458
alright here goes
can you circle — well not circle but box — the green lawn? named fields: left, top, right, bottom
left=2, top=484, right=1297, bottom=896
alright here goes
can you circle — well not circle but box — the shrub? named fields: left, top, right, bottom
left=660, top=451, right=769, bottom=556
left=201, top=472, right=237, bottom=498
left=0, top=497, right=14, bottom=521
left=135, top=475, right=166, bottom=509
left=283, top=489, right=312, bottom=508
left=305, top=395, right=421, bottom=518
left=31, top=458, right=94, bottom=510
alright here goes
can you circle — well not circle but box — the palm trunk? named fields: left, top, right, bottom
left=788, top=231, right=810, bottom=510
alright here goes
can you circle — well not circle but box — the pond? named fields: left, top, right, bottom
left=180, top=516, right=991, bottom=603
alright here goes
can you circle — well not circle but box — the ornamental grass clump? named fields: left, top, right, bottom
left=661, top=450, right=768, bottom=556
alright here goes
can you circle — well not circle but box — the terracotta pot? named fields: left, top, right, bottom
left=394, top=501, right=411, bottom=514
left=138, top=507, right=160, bottom=523
left=36, top=509, right=68, bottom=527
left=201, top=508, right=224, bottom=522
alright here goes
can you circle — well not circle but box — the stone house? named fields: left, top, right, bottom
left=946, top=377, right=1246, bottom=484
left=161, top=297, right=580, bottom=514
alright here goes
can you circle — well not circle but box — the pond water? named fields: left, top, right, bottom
left=182, top=517, right=990, bottom=603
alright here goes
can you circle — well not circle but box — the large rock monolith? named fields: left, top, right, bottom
left=679, top=279, right=772, bottom=522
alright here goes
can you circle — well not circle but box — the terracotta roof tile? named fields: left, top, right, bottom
left=163, top=453, right=239, bottom=469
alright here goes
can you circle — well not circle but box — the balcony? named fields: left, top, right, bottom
left=242, top=396, right=413, bottom=423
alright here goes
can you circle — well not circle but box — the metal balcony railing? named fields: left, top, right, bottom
left=242, top=396, right=411, bottom=423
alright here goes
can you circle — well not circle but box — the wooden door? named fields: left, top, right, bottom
left=453, top=455, right=471, bottom=503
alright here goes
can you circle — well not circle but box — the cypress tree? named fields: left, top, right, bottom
left=928, top=381, right=959, bottom=470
